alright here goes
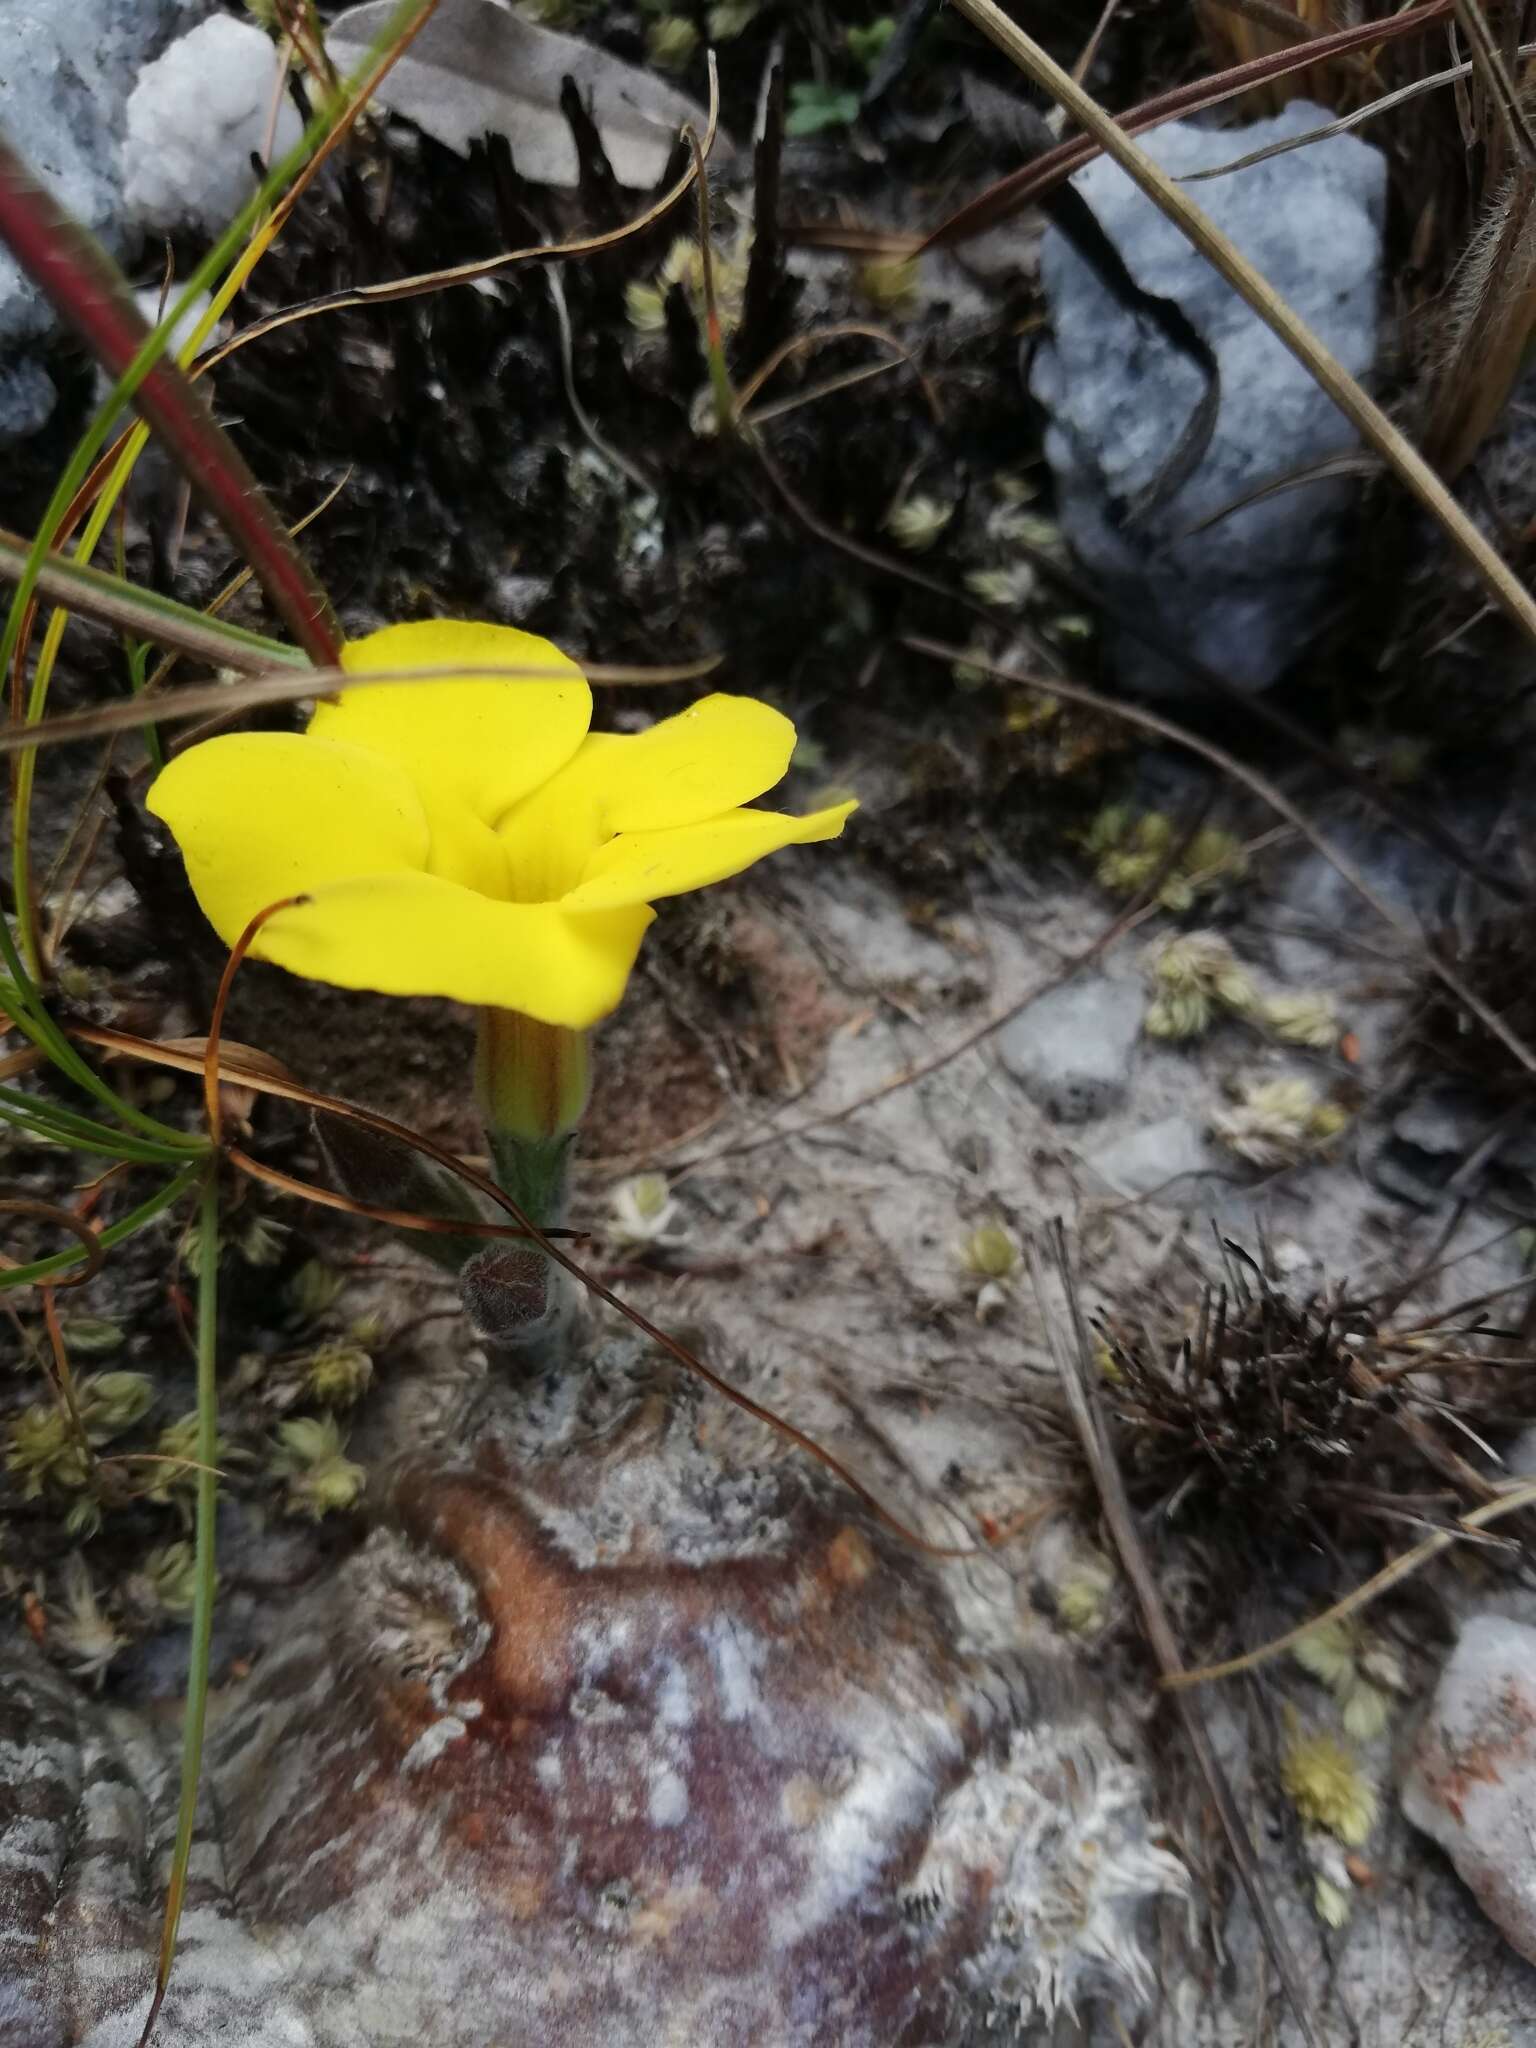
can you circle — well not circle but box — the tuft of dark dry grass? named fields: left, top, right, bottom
left=1094, top=1241, right=1534, bottom=1605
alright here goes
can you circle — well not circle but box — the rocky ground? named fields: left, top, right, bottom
left=8, top=1, right=1536, bottom=2043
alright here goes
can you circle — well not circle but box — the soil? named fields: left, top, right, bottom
left=10, top=2, right=1536, bottom=2043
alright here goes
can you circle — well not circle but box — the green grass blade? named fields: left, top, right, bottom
left=0, top=526, right=310, bottom=672
left=0, top=1083, right=196, bottom=1163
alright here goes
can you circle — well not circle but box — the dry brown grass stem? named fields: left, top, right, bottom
left=1452, top=0, right=1536, bottom=168
left=0, top=654, right=726, bottom=756
left=1028, top=1228, right=1326, bottom=2048
left=1196, top=0, right=1343, bottom=115
left=0, top=1196, right=104, bottom=1286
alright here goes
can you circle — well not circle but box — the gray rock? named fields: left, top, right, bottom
left=0, top=0, right=199, bottom=438
left=1392, top=1085, right=1492, bottom=1161
left=0, top=357, right=57, bottom=439
left=1403, top=1614, right=1536, bottom=1966
left=1087, top=1114, right=1218, bottom=1200
left=1373, top=1086, right=1536, bottom=1208
left=1030, top=104, right=1387, bottom=694
left=997, top=974, right=1144, bottom=1121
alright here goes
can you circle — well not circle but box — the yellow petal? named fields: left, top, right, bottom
left=147, top=733, right=429, bottom=945
left=318, top=621, right=592, bottom=826
left=254, top=874, right=653, bottom=1027
left=414, top=801, right=511, bottom=897
left=561, top=799, right=858, bottom=911
left=499, top=694, right=798, bottom=898
left=576, top=695, right=798, bottom=830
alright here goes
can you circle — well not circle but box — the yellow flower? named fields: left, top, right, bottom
left=148, top=621, right=855, bottom=1031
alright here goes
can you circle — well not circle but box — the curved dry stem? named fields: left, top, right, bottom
left=1168, top=1476, right=1536, bottom=1687
left=736, top=320, right=941, bottom=422
left=203, top=896, right=308, bottom=1146
left=188, top=58, right=722, bottom=367
left=0, top=1197, right=104, bottom=1287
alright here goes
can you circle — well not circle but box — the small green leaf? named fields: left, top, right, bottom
left=846, top=19, right=896, bottom=72
left=786, top=82, right=862, bottom=137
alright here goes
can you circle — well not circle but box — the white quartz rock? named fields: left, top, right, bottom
left=122, top=14, right=303, bottom=236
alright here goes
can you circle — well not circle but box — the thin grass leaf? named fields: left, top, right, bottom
left=1180, top=41, right=1536, bottom=184
left=0, top=1083, right=195, bottom=1164
left=948, top=0, right=1536, bottom=651
left=0, top=909, right=206, bottom=1150
left=0, top=527, right=309, bottom=671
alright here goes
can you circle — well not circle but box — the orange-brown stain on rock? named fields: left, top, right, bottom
left=1416, top=1677, right=1536, bottom=1824
left=781, top=1772, right=829, bottom=1829
left=397, top=1470, right=583, bottom=1717
left=501, top=1874, right=548, bottom=1920
left=826, top=1526, right=876, bottom=1589
left=629, top=1883, right=717, bottom=1946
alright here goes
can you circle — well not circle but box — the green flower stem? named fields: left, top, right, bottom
left=483, top=1127, right=577, bottom=1237
left=149, top=1166, right=221, bottom=2027
left=474, top=1008, right=589, bottom=1229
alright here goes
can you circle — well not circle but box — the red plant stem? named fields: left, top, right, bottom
left=0, top=132, right=341, bottom=667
